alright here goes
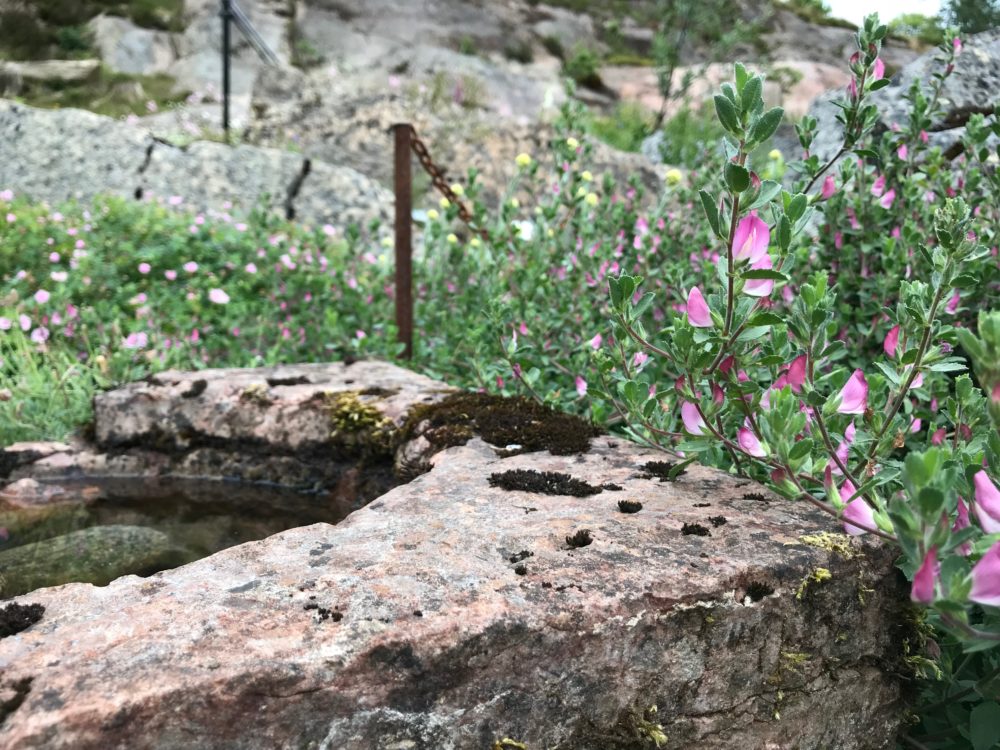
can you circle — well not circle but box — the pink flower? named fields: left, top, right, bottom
left=910, top=547, right=938, bottom=603
left=138, top=262, right=151, bottom=274
left=969, top=542, right=1000, bottom=607
left=589, top=333, right=603, bottom=350
left=879, top=189, right=896, bottom=209
left=633, top=351, right=649, bottom=368
left=897, top=144, right=908, bottom=160
left=954, top=498, right=972, bottom=556
left=836, top=370, right=868, bottom=414
left=208, top=288, right=230, bottom=305
left=744, top=254, right=774, bottom=297
left=973, top=471, right=1000, bottom=534
left=821, top=175, right=836, bottom=200
left=920, top=130, right=929, bottom=144
left=842, top=491, right=875, bottom=536
left=123, top=332, right=148, bottom=350
left=873, top=58, right=885, bottom=80
left=686, top=287, right=712, bottom=328
left=953, top=37, right=962, bottom=56
left=49, top=252, right=60, bottom=263
left=34, top=289, right=50, bottom=304
left=681, top=401, right=707, bottom=436
left=732, top=213, right=770, bottom=264
left=738, top=427, right=766, bottom=457
left=30, top=326, right=49, bottom=343
left=165, top=269, right=177, bottom=280
left=946, top=290, right=960, bottom=314
left=931, top=428, right=946, bottom=445
left=245, top=262, right=257, bottom=273
left=871, top=175, right=886, bottom=198
left=575, top=376, right=588, bottom=397
left=355, top=329, right=366, bottom=340
left=18, top=314, right=31, bottom=331
left=884, top=325, right=900, bottom=358
left=183, top=261, right=198, bottom=273
left=0, top=317, right=9, bottom=330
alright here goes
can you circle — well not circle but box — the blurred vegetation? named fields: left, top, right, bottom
left=14, top=67, right=187, bottom=118
left=0, top=0, right=184, bottom=62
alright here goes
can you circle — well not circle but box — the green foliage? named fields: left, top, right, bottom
left=503, top=39, right=534, bottom=64
left=889, top=13, right=946, bottom=45
left=14, top=67, right=188, bottom=119
left=653, top=107, right=726, bottom=167
left=942, top=0, right=1000, bottom=33
left=588, top=102, right=653, bottom=153
left=563, top=46, right=603, bottom=89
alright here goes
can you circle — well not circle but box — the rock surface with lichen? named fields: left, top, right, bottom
left=1, top=431, right=911, bottom=748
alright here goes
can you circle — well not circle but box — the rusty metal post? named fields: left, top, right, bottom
left=392, top=124, right=414, bottom=360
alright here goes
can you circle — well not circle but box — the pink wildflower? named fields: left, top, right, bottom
left=686, top=287, right=712, bottom=328
left=910, top=547, right=938, bottom=603
left=836, top=370, right=868, bottom=414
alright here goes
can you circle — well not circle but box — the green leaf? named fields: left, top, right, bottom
left=788, top=439, right=814, bottom=461
left=714, top=94, right=741, bottom=133
left=742, top=269, right=788, bottom=281
left=746, top=180, right=782, bottom=211
left=748, top=311, right=784, bottom=326
left=971, top=701, right=1000, bottom=750
left=725, top=162, right=751, bottom=193
left=869, top=78, right=891, bottom=91
left=749, top=107, right=784, bottom=145
left=699, top=190, right=721, bottom=236
left=740, top=76, right=762, bottom=113
left=734, top=62, right=749, bottom=91
left=786, top=193, right=808, bottom=222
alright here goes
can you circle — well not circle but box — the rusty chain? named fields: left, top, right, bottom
left=406, top=125, right=491, bottom=242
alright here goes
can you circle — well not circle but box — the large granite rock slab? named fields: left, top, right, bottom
left=0, top=436, right=910, bottom=749
left=0, top=100, right=391, bottom=228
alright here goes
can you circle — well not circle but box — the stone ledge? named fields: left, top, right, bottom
left=0, top=432, right=910, bottom=749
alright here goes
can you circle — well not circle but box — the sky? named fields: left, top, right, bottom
left=825, top=0, right=944, bottom=25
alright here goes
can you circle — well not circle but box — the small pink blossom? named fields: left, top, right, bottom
left=681, top=401, right=707, bottom=436
left=686, top=287, right=712, bottom=328
left=49, top=252, right=60, bottom=263
left=954, top=498, right=972, bottom=556
left=34, top=289, right=50, bottom=304
left=884, top=325, right=900, bottom=358
left=732, top=213, right=770, bottom=264
left=897, top=144, right=908, bottom=161
left=19, top=314, right=31, bottom=331
left=973, top=471, right=1000, bottom=534
left=873, top=58, right=885, bottom=80
left=633, top=351, right=649, bottom=368
left=969, top=543, right=1000, bottom=607
left=123, top=332, right=149, bottom=350
left=953, top=37, right=962, bottom=56
left=910, top=547, right=938, bottom=604
left=183, top=261, right=198, bottom=273
left=821, top=175, right=836, bottom=200
left=871, top=175, right=886, bottom=198
left=946, top=290, right=960, bottom=314
left=575, top=376, right=588, bottom=397
left=879, top=189, right=896, bottom=209
left=0, top=317, right=9, bottom=331
left=737, top=427, right=766, bottom=457
left=355, top=329, right=366, bottom=340
left=589, top=333, right=603, bottom=350
left=836, top=370, right=868, bottom=414
left=138, top=262, right=151, bottom=274
left=743, top=254, right=774, bottom=297
left=208, top=288, right=230, bottom=305
left=842, top=492, right=875, bottom=537
left=165, top=270, right=177, bottom=280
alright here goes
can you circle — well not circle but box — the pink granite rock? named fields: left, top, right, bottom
left=0, top=438, right=909, bottom=749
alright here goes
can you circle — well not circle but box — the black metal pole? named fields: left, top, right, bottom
left=392, top=124, right=414, bottom=360
left=221, top=0, right=232, bottom=136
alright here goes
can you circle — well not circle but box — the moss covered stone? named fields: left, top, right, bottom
left=401, top=392, right=600, bottom=457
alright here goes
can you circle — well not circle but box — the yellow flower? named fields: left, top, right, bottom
left=585, top=192, right=599, bottom=207
left=426, top=208, right=439, bottom=221
left=439, top=197, right=451, bottom=209
left=515, top=153, right=532, bottom=167
left=509, top=198, right=520, bottom=208
left=446, top=233, right=458, bottom=244
left=547, top=228, right=555, bottom=238
left=470, top=237, right=481, bottom=248
left=768, top=149, right=782, bottom=160
left=665, top=168, right=683, bottom=186
left=576, top=186, right=587, bottom=198
left=581, top=170, right=593, bottom=182
left=94, top=354, right=109, bottom=374
left=566, top=137, right=580, bottom=149
left=380, top=236, right=393, bottom=248
left=450, top=183, right=464, bottom=196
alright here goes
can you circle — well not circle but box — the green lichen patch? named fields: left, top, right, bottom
left=793, top=531, right=858, bottom=559
left=401, top=392, right=600, bottom=457
left=323, top=390, right=396, bottom=459
left=796, top=567, right=832, bottom=600
left=488, top=469, right=603, bottom=497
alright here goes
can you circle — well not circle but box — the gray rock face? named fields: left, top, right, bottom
left=0, top=99, right=391, bottom=228
left=87, top=15, right=177, bottom=76
left=795, top=29, right=1000, bottom=164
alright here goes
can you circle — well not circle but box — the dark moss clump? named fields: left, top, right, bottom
left=514, top=564, right=528, bottom=576
left=642, top=460, right=687, bottom=481
left=681, top=522, right=710, bottom=537
left=745, top=581, right=775, bottom=602
left=708, top=515, right=728, bottom=527
left=0, top=602, right=44, bottom=638
left=509, top=550, right=533, bottom=563
left=617, top=499, right=643, bottom=514
left=402, top=392, right=600, bottom=457
left=488, top=469, right=603, bottom=497
left=602, top=483, right=624, bottom=491
left=566, top=529, right=593, bottom=548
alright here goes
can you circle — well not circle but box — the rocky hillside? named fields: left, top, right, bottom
left=0, top=0, right=975, bottom=228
